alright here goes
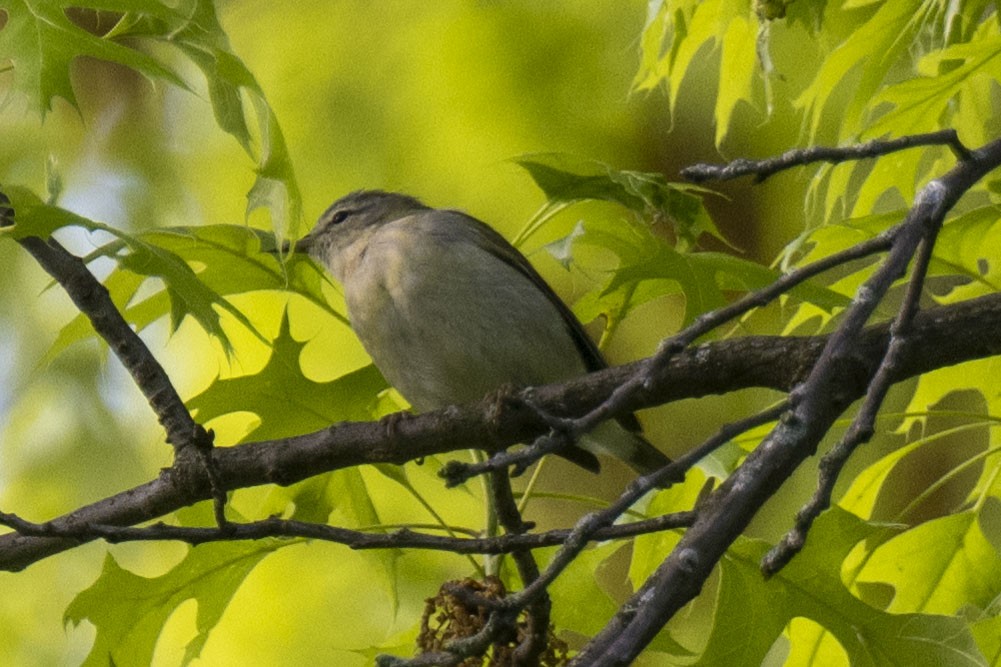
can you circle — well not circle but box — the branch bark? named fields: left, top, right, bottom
left=571, top=136, right=1001, bottom=666
left=1, top=290, right=1001, bottom=571
left=16, top=236, right=204, bottom=452
left=3, top=134, right=1001, bottom=667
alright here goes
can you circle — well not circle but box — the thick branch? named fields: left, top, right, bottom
left=2, top=292, right=1001, bottom=571
left=763, top=219, right=941, bottom=573
left=17, top=236, right=203, bottom=451
left=573, top=136, right=1001, bottom=666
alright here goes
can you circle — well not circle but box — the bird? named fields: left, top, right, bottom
left=288, top=189, right=670, bottom=478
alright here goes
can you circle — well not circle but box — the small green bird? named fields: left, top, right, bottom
left=290, top=190, right=670, bottom=477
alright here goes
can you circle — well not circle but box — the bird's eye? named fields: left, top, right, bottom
left=330, top=210, right=350, bottom=225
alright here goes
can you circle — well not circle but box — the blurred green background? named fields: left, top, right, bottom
left=0, top=2, right=821, bottom=663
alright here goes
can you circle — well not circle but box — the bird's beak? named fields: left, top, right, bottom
left=268, top=235, right=312, bottom=256
left=291, top=236, right=313, bottom=254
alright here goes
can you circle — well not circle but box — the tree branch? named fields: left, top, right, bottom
left=1, top=290, right=1001, bottom=571
left=3, top=132, right=1001, bottom=667
left=0, top=509, right=695, bottom=552
left=681, top=129, right=971, bottom=183
left=572, top=136, right=1001, bottom=666
left=15, top=232, right=230, bottom=525
left=16, top=235, right=204, bottom=453
left=763, top=209, right=942, bottom=574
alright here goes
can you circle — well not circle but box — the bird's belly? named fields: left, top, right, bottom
left=344, top=241, right=584, bottom=411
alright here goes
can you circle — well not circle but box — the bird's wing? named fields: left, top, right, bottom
left=449, top=211, right=644, bottom=434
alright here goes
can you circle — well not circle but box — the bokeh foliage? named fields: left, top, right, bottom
left=0, top=1, right=1000, bottom=665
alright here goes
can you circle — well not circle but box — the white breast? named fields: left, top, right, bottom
left=342, top=213, right=586, bottom=411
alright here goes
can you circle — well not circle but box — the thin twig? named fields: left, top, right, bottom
left=15, top=233, right=231, bottom=526
left=682, top=130, right=971, bottom=183
left=440, top=430, right=575, bottom=488
left=762, top=192, right=946, bottom=574
left=490, top=469, right=550, bottom=665
left=0, top=509, right=696, bottom=552
left=575, top=138, right=1001, bottom=666
left=486, top=404, right=788, bottom=619
left=3, top=291, right=1001, bottom=571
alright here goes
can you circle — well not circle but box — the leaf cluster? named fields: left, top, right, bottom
left=0, top=2, right=1000, bottom=666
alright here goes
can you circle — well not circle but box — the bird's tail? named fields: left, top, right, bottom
left=580, top=421, right=672, bottom=485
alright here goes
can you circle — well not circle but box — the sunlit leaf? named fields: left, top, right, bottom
left=0, top=0, right=186, bottom=115
left=65, top=541, right=284, bottom=666
left=866, top=23, right=1001, bottom=138
left=701, top=508, right=987, bottom=666
left=0, top=0, right=302, bottom=240
left=515, top=152, right=722, bottom=250
left=187, top=309, right=386, bottom=441
left=2, top=190, right=271, bottom=353
left=856, top=505, right=1001, bottom=615
left=553, top=217, right=848, bottom=329
left=134, top=225, right=340, bottom=323
left=547, top=542, right=625, bottom=636
left=970, top=610, right=1001, bottom=662
left=930, top=206, right=1001, bottom=302
left=794, top=0, right=928, bottom=140
left=715, top=14, right=757, bottom=146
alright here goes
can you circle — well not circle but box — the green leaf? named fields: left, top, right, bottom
left=168, top=1, right=304, bottom=240
left=632, top=0, right=761, bottom=146
left=4, top=191, right=329, bottom=358
left=514, top=153, right=721, bottom=250
left=0, top=0, right=187, bottom=116
left=0, top=0, right=302, bottom=240
left=900, top=358, right=1001, bottom=439
left=855, top=505, right=1001, bottom=615
left=65, top=541, right=284, bottom=667
left=780, top=211, right=924, bottom=331
left=839, top=429, right=934, bottom=522
left=558, top=218, right=848, bottom=329
left=3, top=191, right=274, bottom=353
left=930, top=206, right=1001, bottom=302
left=633, top=0, right=674, bottom=92
left=186, top=309, right=387, bottom=441
left=548, top=542, right=626, bottom=637
left=715, top=14, right=757, bottom=146
left=250, top=442, right=404, bottom=617
left=866, top=23, right=1001, bottom=138
left=326, top=468, right=404, bottom=617
left=1, top=185, right=101, bottom=240
left=970, top=612, right=1001, bottom=665
left=125, top=224, right=341, bottom=327
left=115, top=237, right=252, bottom=350
left=794, top=0, right=926, bottom=140
left=105, top=0, right=305, bottom=239
left=698, top=508, right=987, bottom=666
